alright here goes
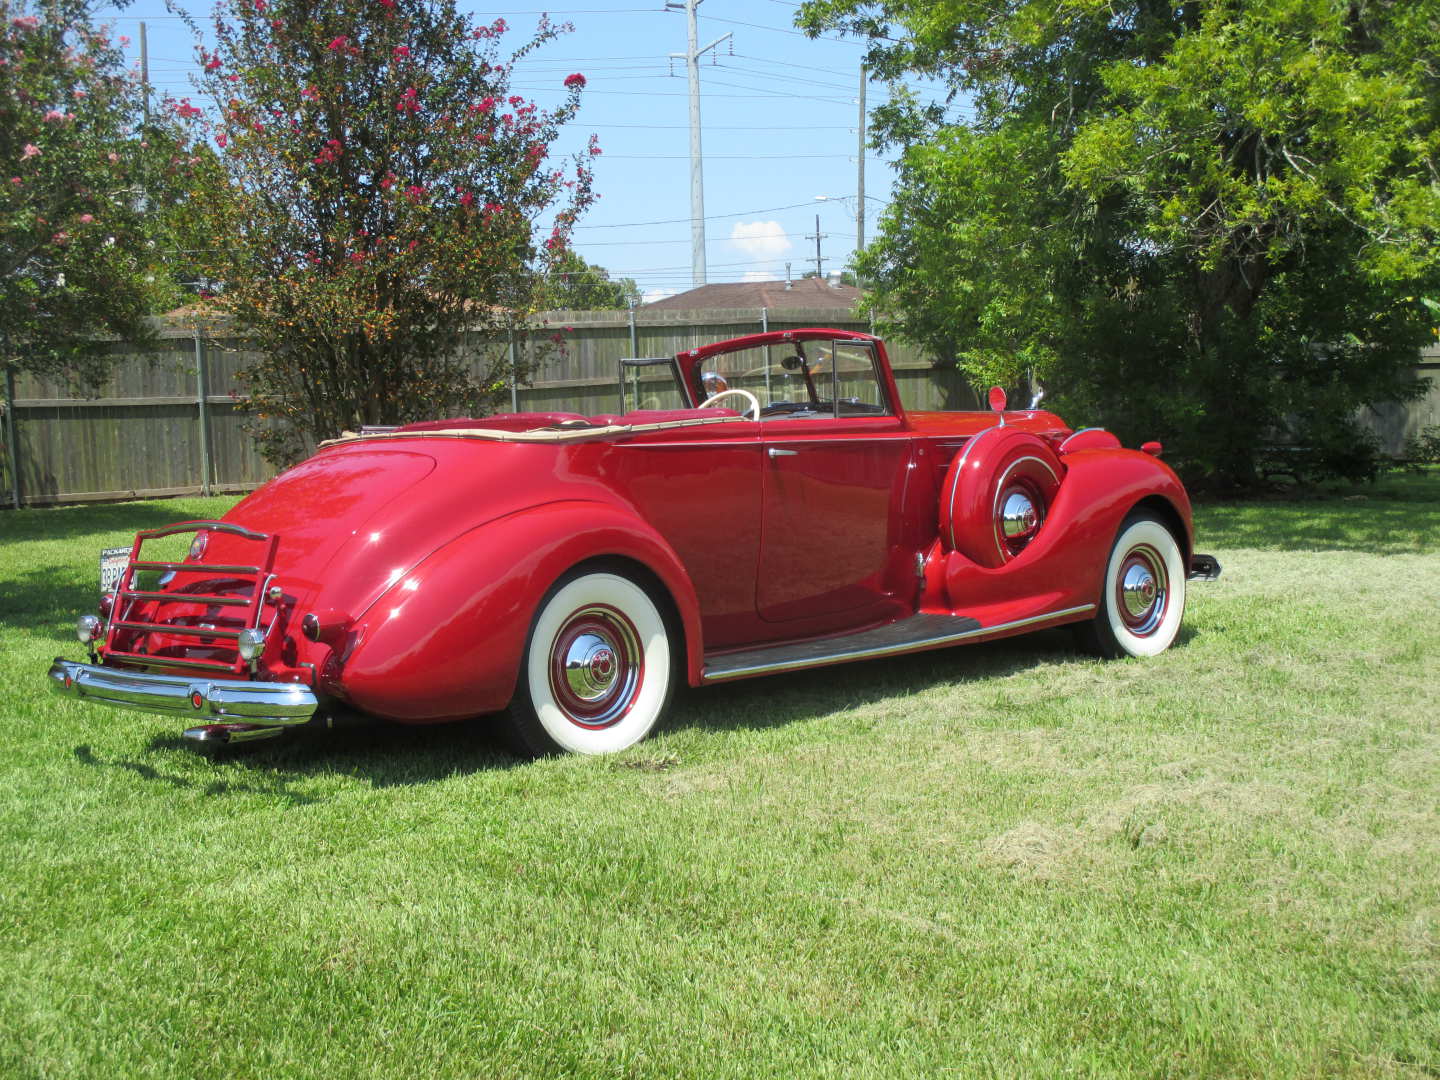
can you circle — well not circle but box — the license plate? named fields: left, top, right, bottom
left=99, top=547, right=130, bottom=595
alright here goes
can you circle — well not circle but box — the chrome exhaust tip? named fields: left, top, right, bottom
left=183, top=723, right=287, bottom=747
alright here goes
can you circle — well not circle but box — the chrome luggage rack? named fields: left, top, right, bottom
left=101, top=521, right=280, bottom=675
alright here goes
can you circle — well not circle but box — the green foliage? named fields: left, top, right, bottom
left=182, top=0, right=598, bottom=464
left=800, top=0, right=1440, bottom=488
left=0, top=0, right=193, bottom=383
left=539, top=250, right=640, bottom=310
left=1404, top=425, right=1440, bottom=467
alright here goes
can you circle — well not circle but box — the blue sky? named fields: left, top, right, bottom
left=95, top=0, right=944, bottom=301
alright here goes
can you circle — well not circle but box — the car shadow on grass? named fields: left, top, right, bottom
left=661, top=628, right=1094, bottom=739
left=62, top=624, right=1210, bottom=792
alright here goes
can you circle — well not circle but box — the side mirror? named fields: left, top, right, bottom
left=987, top=386, right=1007, bottom=412
left=781, top=355, right=804, bottom=372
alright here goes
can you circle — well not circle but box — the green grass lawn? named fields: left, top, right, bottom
left=2, top=474, right=1438, bottom=1078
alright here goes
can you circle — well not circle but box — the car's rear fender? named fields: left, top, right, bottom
left=935, top=448, right=1193, bottom=623
left=331, top=500, right=703, bottom=723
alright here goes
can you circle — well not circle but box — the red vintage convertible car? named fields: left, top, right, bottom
left=49, top=328, right=1219, bottom=754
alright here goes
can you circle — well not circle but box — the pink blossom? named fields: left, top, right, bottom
left=107, top=151, right=119, bottom=162
left=328, top=35, right=348, bottom=52
left=253, top=0, right=267, bottom=10
left=379, top=172, right=396, bottom=189
left=472, top=17, right=507, bottom=39
left=301, top=85, right=320, bottom=101
left=564, top=73, right=586, bottom=89
left=11, top=15, right=40, bottom=30
left=459, top=190, right=474, bottom=208
left=397, top=86, right=418, bottom=114
left=475, top=96, right=495, bottom=113
left=404, top=184, right=426, bottom=201
left=21, top=143, right=39, bottom=159
left=43, top=109, right=66, bottom=122
left=119, top=35, right=130, bottom=45
left=393, top=45, right=410, bottom=58
left=78, top=213, right=94, bottom=224
left=349, top=251, right=364, bottom=263
left=52, top=231, right=69, bottom=245
left=215, top=133, right=227, bottom=148
left=9, top=177, right=21, bottom=186
left=205, top=56, right=222, bottom=72
left=407, top=239, right=418, bottom=251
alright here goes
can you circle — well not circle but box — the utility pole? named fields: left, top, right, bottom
left=667, top=0, right=730, bottom=287
left=805, top=214, right=827, bottom=279
left=139, top=21, right=149, bottom=126
left=856, top=64, right=866, bottom=254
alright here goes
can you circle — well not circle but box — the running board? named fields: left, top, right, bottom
left=701, top=605, right=1095, bottom=683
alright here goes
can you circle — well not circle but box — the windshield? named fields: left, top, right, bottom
left=690, top=339, right=891, bottom=419
left=618, top=357, right=692, bottom=412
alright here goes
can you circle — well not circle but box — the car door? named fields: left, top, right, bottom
left=756, top=340, right=914, bottom=624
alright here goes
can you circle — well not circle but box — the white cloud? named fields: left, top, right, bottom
left=642, top=286, right=682, bottom=304
left=729, top=220, right=791, bottom=259
left=740, top=270, right=781, bottom=283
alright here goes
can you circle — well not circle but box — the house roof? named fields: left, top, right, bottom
left=642, top=276, right=861, bottom=311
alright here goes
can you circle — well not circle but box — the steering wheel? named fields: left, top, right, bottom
left=697, top=387, right=760, bottom=421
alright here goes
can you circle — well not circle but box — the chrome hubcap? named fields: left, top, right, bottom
left=1116, top=545, right=1168, bottom=636
left=563, top=634, right=619, bottom=702
left=549, top=605, right=643, bottom=729
left=1001, top=492, right=1038, bottom=539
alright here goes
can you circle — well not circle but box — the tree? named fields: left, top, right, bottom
left=540, top=250, right=640, bottom=310
left=1, top=0, right=190, bottom=383
left=184, top=0, right=598, bottom=464
left=799, top=0, right=1440, bottom=486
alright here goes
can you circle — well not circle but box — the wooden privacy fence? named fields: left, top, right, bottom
left=0, top=307, right=978, bottom=508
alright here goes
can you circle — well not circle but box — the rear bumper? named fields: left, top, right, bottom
left=48, top=658, right=318, bottom=726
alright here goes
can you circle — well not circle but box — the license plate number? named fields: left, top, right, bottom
left=99, top=547, right=130, bottom=594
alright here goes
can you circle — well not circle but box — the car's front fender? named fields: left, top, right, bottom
left=329, top=500, right=704, bottom=723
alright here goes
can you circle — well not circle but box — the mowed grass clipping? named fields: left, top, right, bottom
left=1, top=476, right=1438, bottom=1078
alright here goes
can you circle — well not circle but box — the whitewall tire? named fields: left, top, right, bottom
left=1078, top=513, right=1186, bottom=659
left=505, top=570, right=674, bottom=756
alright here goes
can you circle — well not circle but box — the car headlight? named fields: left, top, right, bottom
left=236, top=628, right=266, bottom=661
left=76, top=614, right=103, bottom=644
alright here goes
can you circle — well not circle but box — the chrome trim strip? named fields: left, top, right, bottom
left=111, top=621, right=243, bottom=640
left=48, top=659, right=317, bottom=725
left=129, top=561, right=262, bottom=575
left=98, top=652, right=239, bottom=672
left=136, top=521, right=269, bottom=542
left=701, top=604, right=1097, bottom=683
left=119, top=590, right=251, bottom=607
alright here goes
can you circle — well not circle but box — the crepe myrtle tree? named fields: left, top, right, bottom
left=1, top=0, right=193, bottom=384
left=183, top=0, right=598, bottom=465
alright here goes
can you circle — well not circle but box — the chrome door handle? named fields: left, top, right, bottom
left=767, top=448, right=798, bottom=458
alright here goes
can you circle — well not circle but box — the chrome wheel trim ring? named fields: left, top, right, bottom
left=548, top=604, right=643, bottom=729
left=1115, top=543, right=1168, bottom=636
